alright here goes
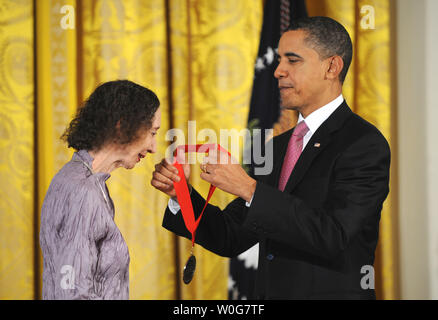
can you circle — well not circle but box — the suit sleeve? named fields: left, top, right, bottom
left=243, top=132, right=391, bottom=261
left=162, top=188, right=259, bottom=258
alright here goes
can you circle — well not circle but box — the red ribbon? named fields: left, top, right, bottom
left=173, top=144, right=231, bottom=247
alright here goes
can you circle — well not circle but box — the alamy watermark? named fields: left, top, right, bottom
left=60, top=5, right=75, bottom=30
left=360, top=265, right=375, bottom=290
left=59, top=4, right=375, bottom=31
left=60, top=265, right=75, bottom=290
left=165, top=121, right=274, bottom=176
left=360, top=5, right=376, bottom=30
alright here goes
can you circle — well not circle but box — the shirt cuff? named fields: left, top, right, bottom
left=168, top=197, right=181, bottom=215
left=167, top=184, right=193, bottom=215
left=245, top=193, right=254, bottom=207
left=168, top=186, right=251, bottom=213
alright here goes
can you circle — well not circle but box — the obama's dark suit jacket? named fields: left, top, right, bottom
left=163, top=101, right=391, bottom=299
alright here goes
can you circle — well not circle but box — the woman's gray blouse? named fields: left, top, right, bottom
left=40, top=150, right=130, bottom=299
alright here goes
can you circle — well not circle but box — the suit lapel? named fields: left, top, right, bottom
left=282, top=101, right=353, bottom=193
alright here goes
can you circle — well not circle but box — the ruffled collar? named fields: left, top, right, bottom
left=73, top=150, right=111, bottom=182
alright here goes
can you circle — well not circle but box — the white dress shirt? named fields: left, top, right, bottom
left=299, top=94, right=344, bottom=151
left=168, top=94, right=344, bottom=213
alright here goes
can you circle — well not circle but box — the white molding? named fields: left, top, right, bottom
left=397, top=0, right=430, bottom=299
left=425, top=0, right=438, bottom=301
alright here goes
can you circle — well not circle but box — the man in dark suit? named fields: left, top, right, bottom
left=151, top=16, right=390, bottom=299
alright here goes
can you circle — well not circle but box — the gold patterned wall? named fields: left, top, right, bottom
left=0, top=0, right=35, bottom=299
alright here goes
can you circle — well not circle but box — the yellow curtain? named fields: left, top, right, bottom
left=78, top=0, right=176, bottom=299
left=0, top=0, right=262, bottom=299
left=168, top=0, right=263, bottom=299
left=305, top=0, right=399, bottom=299
left=35, top=0, right=79, bottom=296
left=0, top=0, right=397, bottom=300
left=0, top=0, right=35, bottom=300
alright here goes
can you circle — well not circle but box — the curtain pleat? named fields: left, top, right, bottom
left=79, top=0, right=176, bottom=299
left=35, top=0, right=79, bottom=298
left=168, top=0, right=263, bottom=299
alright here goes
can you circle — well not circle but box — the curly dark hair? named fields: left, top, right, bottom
left=62, top=80, right=160, bottom=151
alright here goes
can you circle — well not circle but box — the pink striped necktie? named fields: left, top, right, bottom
left=278, top=121, right=309, bottom=191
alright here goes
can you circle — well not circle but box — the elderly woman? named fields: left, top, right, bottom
left=39, top=80, right=161, bottom=299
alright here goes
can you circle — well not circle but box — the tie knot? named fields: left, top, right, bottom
left=293, top=121, right=309, bottom=138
